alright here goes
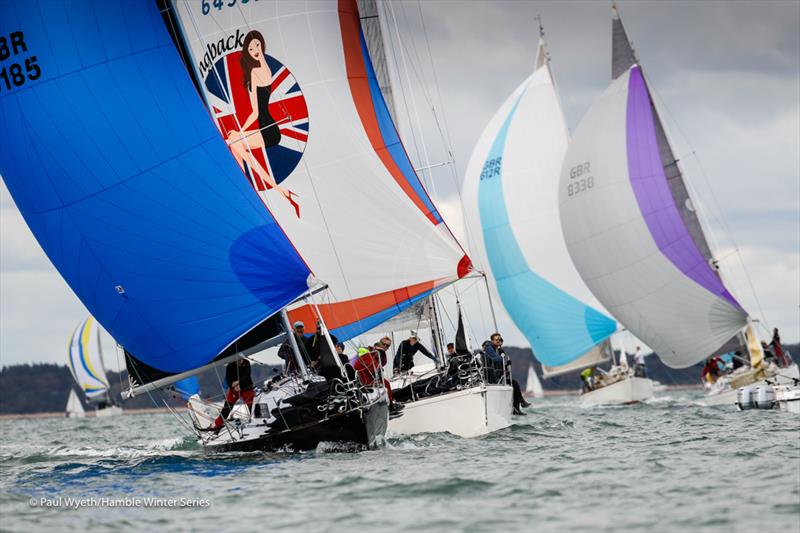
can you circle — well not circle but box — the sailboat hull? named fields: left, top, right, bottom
left=388, top=384, right=513, bottom=438
left=95, top=406, right=123, bottom=418
left=579, top=377, right=654, bottom=407
left=203, top=400, right=389, bottom=453
left=705, top=363, right=799, bottom=407
left=774, top=385, right=800, bottom=414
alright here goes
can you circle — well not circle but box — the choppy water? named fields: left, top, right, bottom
left=1, top=392, right=798, bottom=532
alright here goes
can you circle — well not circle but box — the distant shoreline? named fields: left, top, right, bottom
left=0, top=407, right=185, bottom=421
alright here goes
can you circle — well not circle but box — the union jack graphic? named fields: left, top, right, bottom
left=203, top=51, right=309, bottom=191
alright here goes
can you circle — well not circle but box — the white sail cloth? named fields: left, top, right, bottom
left=559, top=66, right=747, bottom=368
left=170, top=0, right=468, bottom=340
left=461, top=40, right=616, bottom=368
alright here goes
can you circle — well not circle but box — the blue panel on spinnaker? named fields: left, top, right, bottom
left=0, top=0, right=311, bottom=373
left=478, top=94, right=616, bottom=367
left=174, top=376, right=200, bottom=400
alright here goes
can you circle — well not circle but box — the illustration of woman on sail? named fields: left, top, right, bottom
left=226, top=30, right=300, bottom=217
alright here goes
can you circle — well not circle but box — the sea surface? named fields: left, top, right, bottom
left=1, top=392, right=798, bottom=532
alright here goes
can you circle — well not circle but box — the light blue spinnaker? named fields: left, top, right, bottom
left=465, top=41, right=617, bottom=368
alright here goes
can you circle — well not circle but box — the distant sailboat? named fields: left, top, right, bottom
left=525, top=365, right=544, bottom=399
left=67, top=317, right=122, bottom=417
left=65, top=389, right=85, bottom=419
left=559, top=5, right=797, bottom=407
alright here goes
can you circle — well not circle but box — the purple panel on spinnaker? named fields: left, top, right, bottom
left=625, top=66, right=741, bottom=309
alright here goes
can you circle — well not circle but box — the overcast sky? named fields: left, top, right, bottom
left=1, top=0, right=798, bottom=369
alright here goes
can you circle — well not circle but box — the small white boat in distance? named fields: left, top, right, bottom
left=525, top=364, right=544, bottom=399
left=65, top=389, right=85, bottom=418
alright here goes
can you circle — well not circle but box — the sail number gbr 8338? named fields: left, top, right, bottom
left=566, top=161, right=594, bottom=197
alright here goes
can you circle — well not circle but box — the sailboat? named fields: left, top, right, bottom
left=558, top=5, right=797, bottom=408
left=461, top=22, right=648, bottom=407
left=68, top=317, right=123, bottom=417
left=0, top=0, right=388, bottom=452
left=65, top=389, right=85, bottom=419
left=525, top=364, right=544, bottom=399
left=350, top=0, right=514, bottom=438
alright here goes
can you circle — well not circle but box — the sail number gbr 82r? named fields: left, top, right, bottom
left=567, top=162, right=594, bottom=197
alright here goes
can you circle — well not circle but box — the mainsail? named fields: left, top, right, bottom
left=68, top=317, right=111, bottom=401
left=166, top=0, right=471, bottom=341
left=461, top=36, right=617, bottom=368
left=558, top=9, right=748, bottom=369
left=0, top=1, right=312, bottom=380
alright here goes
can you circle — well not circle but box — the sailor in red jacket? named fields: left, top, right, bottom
left=353, top=337, right=402, bottom=413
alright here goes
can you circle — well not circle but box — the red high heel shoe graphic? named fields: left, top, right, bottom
left=283, top=189, right=300, bottom=218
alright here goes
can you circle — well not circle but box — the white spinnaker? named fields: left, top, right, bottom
left=461, top=40, right=614, bottom=368
left=559, top=68, right=748, bottom=368
left=67, top=317, right=110, bottom=400
left=171, top=1, right=465, bottom=335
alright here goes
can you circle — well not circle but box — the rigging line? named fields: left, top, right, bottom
left=416, top=0, right=458, bottom=173
left=383, top=0, right=429, bottom=194
left=388, top=1, right=436, bottom=200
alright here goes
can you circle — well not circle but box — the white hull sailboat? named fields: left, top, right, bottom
left=525, top=364, right=544, bottom=399
left=580, top=375, right=654, bottom=407
left=774, top=384, right=800, bottom=414
left=558, top=6, right=775, bottom=396
left=68, top=317, right=122, bottom=418
left=350, top=0, right=514, bottom=437
left=388, top=384, right=512, bottom=439
left=95, top=406, right=124, bottom=417
left=65, top=389, right=85, bottom=419
left=460, top=22, right=619, bottom=404
left=705, top=363, right=800, bottom=407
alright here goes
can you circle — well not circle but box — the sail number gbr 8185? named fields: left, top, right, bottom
left=0, top=31, right=40, bottom=92
left=567, top=162, right=594, bottom=197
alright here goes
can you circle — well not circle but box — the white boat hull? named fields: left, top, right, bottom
left=95, top=405, right=123, bottom=417
left=579, top=377, right=654, bottom=407
left=388, top=384, right=513, bottom=438
left=774, top=385, right=800, bottom=414
left=705, top=364, right=800, bottom=407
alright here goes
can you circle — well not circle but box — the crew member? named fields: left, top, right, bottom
left=394, top=332, right=436, bottom=372
left=211, top=358, right=254, bottom=432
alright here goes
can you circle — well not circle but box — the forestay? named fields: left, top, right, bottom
left=0, top=0, right=312, bottom=375
left=558, top=12, right=748, bottom=368
left=461, top=38, right=616, bottom=368
left=169, top=0, right=470, bottom=341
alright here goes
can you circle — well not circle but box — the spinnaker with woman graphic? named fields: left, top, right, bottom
left=204, top=29, right=309, bottom=218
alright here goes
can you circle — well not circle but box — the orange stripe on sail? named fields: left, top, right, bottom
left=288, top=279, right=441, bottom=331
left=337, top=0, right=438, bottom=225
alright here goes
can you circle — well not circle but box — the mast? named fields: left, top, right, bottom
left=280, top=309, right=310, bottom=380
